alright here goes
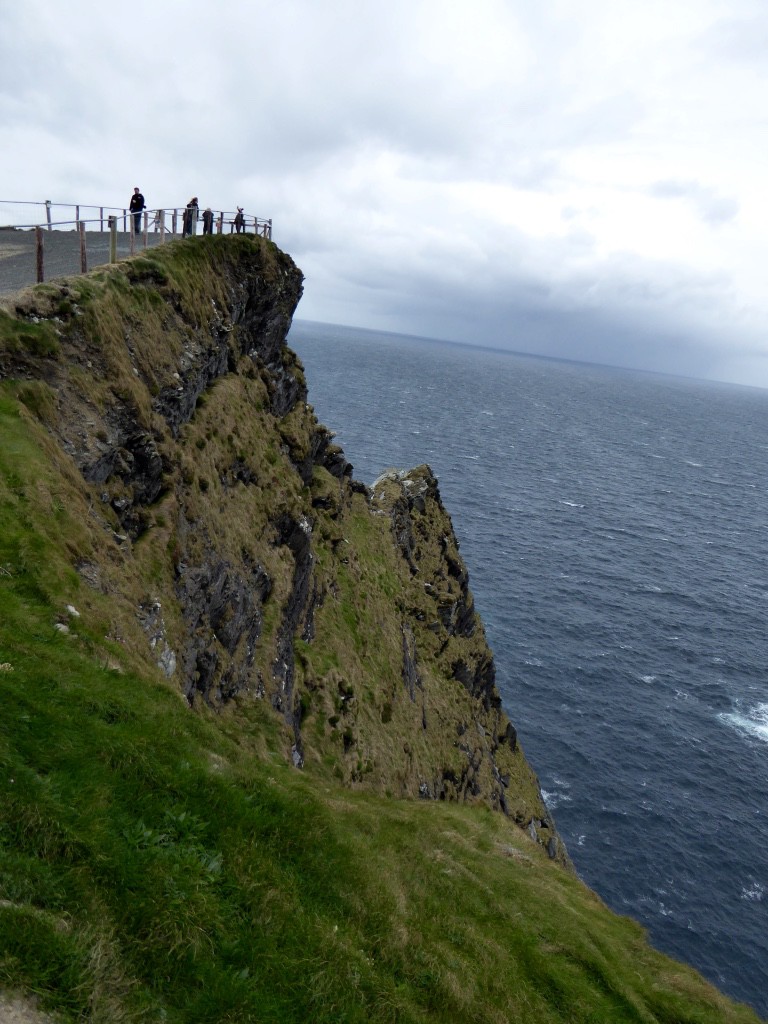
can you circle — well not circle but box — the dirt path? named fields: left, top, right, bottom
left=0, top=992, right=60, bottom=1023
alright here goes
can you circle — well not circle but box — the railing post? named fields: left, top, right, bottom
left=159, top=210, right=165, bottom=243
left=75, top=205, right=80, bottom=227
left=79, top=221, right=87, bottom=274
left=143, top=210, right=148, bottom=249
left=267, top=218, right=272, bottom=239
left=217, top=212, right=223, bottom=234
left=100, top=207, right=104, bottom=231
left=109, top=215, right=117, bottom=263
left=45, top=200, right=52, bottom=231
left=35, top=226, right=44, bottom=282
left=123, top=209, right=127, bottom=232
left=129, top=217, right=135, bottom=256
left=171, top=209, right=177, bottom=238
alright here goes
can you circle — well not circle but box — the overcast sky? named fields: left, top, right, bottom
left=2, top=0, right=767, bottom=387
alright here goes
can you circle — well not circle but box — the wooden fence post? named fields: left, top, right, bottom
left=217, top=212, right=223, bottom=234
left=109, top=216, right=117, bottom=263
left=79, top=221, right=87, bottom=273
left=100, top=207, right=104, bottom=231
left=45, top=200, right=52, bottom=231
left=75, top=205, right=79, bottom=227
left=159, top=210, right=165, bottom=243
left=35, top=226, right=44, bottom=282
left=171, top=209, right=177, bottom=238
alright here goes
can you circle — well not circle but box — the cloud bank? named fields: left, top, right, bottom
left=1, top=0, right=767, bottom=386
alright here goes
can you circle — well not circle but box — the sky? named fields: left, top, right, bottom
left=2, top=0, right=767, bottom=387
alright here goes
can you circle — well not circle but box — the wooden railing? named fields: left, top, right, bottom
left=0, top=200, right=272, bottom=285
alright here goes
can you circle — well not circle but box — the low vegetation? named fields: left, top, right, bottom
left=0, top=238, right=763, bottom=1022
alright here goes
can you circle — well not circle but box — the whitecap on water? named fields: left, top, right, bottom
left=719, top=702, right=768, bottom=744
left=741, top=882, right=765, bottom=902
left=541, top=788, right=573, bottom=809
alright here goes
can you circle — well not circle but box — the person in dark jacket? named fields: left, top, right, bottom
left=202, top=207, right=214, bottom=235
left=182, top=197, right=199, bottom=237
left=234, top=207, right=245, bottom=233
left=129, top=187, right=145, bottom=235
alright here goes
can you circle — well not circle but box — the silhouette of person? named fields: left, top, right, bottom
left=234, top=207, right=245, bottom=233
left=202, top=208, right=214, bottom=235
left=182, top=197, right=199, bottom=237
left=129, top=187, right=145, bottom=235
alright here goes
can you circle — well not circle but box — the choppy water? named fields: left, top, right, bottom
left=289, top=319, right=768, bottom=1017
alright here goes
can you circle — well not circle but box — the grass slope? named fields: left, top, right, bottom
left=0, top=347, right=763, bottom=1022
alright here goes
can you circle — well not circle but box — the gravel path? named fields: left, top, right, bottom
left=0, top=228, right=169, bottom=298
left=0, top=991, right=60, bottom=1023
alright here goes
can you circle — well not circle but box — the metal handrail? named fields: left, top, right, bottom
left=0, top=201, right=273, bottom=288
left=0, top=199, right=271, bottom=238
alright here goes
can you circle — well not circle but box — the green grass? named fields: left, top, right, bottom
left=0, top=391, right=764, bottom=1024
left=0, top=242, right=764, bottom=1023
left=0, top=308, right=60, bottom=359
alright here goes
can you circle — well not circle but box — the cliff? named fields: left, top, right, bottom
left=0, top=236, right=557, bottom=850
left=0, top=237, right=761, bottom=1023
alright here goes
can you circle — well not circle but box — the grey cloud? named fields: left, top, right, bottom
left=648, top=179, right=739, bottom=225
left=2, top=0, right=768, bottom=390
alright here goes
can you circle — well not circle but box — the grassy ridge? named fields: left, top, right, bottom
left=0, top=379, right=763, bottom=1022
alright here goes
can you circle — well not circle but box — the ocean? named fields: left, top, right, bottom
left=288, top=319, right=768, bottom=1017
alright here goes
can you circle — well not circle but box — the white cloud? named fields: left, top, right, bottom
left=2, top=0, right=768, bottom=386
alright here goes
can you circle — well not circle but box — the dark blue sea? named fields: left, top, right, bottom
left=289, top=319, right=768, bottom=1017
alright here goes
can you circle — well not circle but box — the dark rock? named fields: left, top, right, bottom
left=402, top=623, right=421, bottom=701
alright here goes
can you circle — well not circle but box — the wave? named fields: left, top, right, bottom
left=719, top=702, right=768, bottom=744
left=741, top=882, right=765, bottom=902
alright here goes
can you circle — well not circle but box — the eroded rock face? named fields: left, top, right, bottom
left=176, top=550, right=272, bottom=705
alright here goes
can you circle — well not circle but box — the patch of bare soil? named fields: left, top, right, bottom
left=0, top=992, right=60, bottom=1024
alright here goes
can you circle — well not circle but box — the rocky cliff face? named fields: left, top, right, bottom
left=0, top=236, right=563, bottom=861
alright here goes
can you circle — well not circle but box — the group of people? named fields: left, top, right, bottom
left=129, top=188, right=246, bottom=238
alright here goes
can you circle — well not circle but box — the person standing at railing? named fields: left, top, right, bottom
left=202, top=207, right=213, bottom=235
left=182, top=197, right=199, bottom=237
left=234, top=207, right=245, bottom=233
left=129, top=187, right=145, bottom=235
